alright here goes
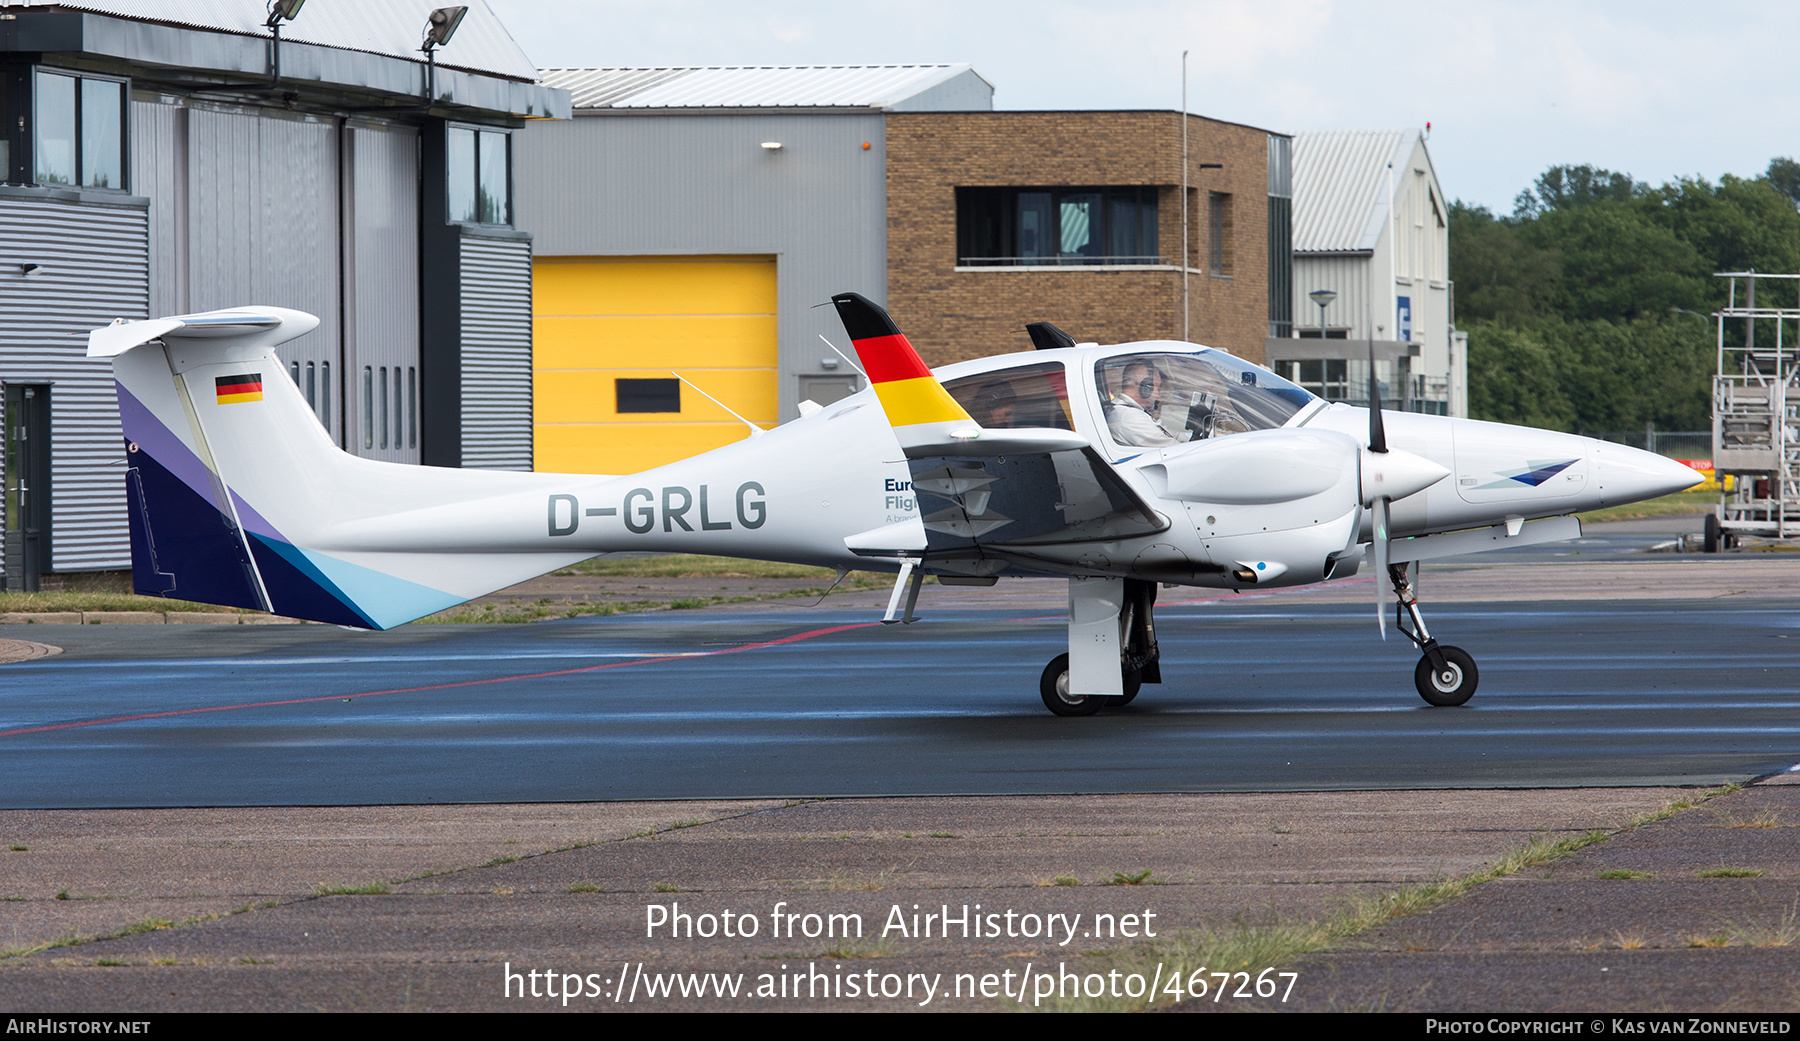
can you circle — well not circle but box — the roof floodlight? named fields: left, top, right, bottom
left=423, top=6, right=468, bottom=50
left=761, top=141, right=783, bottom=151
left=265, top=0, right=305, bottom=28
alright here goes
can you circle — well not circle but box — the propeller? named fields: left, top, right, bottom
left=1367, top=343, right=1390, bottom=639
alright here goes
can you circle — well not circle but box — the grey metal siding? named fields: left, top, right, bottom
left=184, top=104, right=342, bottom=437
left=132, top=97, right=183, bottom=317
left=0, top=192, right=148, bottom=572
left=1294, top=254, right=1372, bottom=337
left=345, top=121, right=421, bottom=462
left=459, top=233, right=533, bottom=470
left=515, top=112, right=887, bottom=423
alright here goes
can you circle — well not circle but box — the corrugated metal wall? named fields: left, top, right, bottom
left=459, top=233, right=533, bottom=470
left=0, top=193, right=148, bottom=572
left=1294, top=255, right=1371, bottom=337
left=186, top=105, right=342, bottom=421
left=345, top=121, right=421, bottom=463
left=515, top=113, right=886, bottom=423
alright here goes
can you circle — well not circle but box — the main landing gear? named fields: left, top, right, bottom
left=1390, top=562, right=1478, bottom=707
left=1040, top=577, right=1160, bottom=716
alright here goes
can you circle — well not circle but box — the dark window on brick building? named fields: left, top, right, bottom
left=616, top=378, right=681, bottom=413
left=1208, top=191, right=1232, bottom=276
left=957, top=186, right=1158, bottom=266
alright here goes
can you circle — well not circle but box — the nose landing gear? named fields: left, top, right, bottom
left=1390, top=562, right=1478, bottom=707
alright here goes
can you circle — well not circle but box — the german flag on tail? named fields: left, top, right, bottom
left=215, top=373, right=264, bottom=405
left=830, top=293, right=973, bottom=431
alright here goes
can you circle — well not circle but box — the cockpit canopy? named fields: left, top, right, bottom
left=941, top=348, right=1316, bottom=450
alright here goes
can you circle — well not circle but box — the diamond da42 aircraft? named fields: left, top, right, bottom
left=88, top=293, right=1699, bottom=715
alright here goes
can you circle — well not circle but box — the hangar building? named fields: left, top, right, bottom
left=1269, top=130, right=1465, bottom=417
left=0, top=0, right=566, bottom=590
left=516, top=66, right=1291, bottom=475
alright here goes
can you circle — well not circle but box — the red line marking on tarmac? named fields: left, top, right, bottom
left=0, top=622, right=881, bottom=739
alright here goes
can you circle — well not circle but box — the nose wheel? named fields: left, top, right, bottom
left=1390, top=563, right=1479, bottom=707
left=1414, top=645, right=1477, bottom=706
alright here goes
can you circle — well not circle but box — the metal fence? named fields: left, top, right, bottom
left=1589, top=430, right=1713, bottom=459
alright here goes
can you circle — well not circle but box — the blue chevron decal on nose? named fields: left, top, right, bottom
left=1475, top=458, right=1578, bottom=490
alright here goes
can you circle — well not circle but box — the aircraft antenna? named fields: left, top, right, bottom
left=817, top=334, right=867, bottom=377
left=670, top=372, right=765, bottom=439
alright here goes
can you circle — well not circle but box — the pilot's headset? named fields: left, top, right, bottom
left=1121, top=361, right=1166, bottom=402
left=974, top=380, right=1017, bottom=424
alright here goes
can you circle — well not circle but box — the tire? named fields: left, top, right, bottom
left=1040, top=653, right=1105, bottom=716
left=1703, top=512, right=1720, bottom=554
left=1415, top=646, right=1478, bottom=707
left=1118, top=668, right=1143, bottom=706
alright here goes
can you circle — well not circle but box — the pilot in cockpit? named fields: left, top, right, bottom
left=1106, top=360, right=1179, bottom=447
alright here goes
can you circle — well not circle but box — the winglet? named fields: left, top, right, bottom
left=830, top=292, right=976, bottom=440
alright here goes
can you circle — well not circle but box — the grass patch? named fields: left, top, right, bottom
left=652, top=882, right=680, bottom=893
left=1578, top=489, right=1716, bottom=524
left=927, top=832, right=955, bottom=839
left=554, top=554, right=843, bottom=579
left=1596, top=869, right=1654, bottom=880
left=1110, top=870, right=1158, bottom=886
left=8, top=846, right=25, bottom=852
left=1713, top=809, right=1785, bottom=829
left=415, top=576, right=888, bottom=624
left=313, top=882, right=392, bottom=896
left=1044, top=785, right=1735, bottom=1012
left=0, top=591, right=257, bottom=614
left=1053, top=876, right=1081, bottom=887
left=567, top=882, right=601, bottom=894
left=1727, top=900, right=1800, bottom=947
left=1697, top=867, right=1765, bottom=878
left=819, top=936, right=896, bottom=960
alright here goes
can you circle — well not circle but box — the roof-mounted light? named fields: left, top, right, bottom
left=265, top=0, right=305, bottom=29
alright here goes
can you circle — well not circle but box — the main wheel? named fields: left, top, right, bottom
left=1415, top=646, right=1477, bottom=707
left=1118, top=668, right=1143, bottom=706
left=1703, top=512, right=1721, bottom=554
left=1040, top=654, right=1105, bottom=716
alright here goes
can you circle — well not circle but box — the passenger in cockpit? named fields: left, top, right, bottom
left=972, top=380, right=1018, bottom=428
left=1106, top=359, right=1178, bottom=447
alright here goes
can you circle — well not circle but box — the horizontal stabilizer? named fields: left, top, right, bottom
left=844, top=520, right=928, bottom=556
left=89, top=307, right=317, bottom=357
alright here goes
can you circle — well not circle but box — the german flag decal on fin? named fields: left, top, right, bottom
left=830, top=292, right=973, bottom=436
left=215, top=373, right=264, bottom=405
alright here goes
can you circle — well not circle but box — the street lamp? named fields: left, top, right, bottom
left=1308, top=289, right=1337, bottom=336
left=421, top=6, right=469, bottom=105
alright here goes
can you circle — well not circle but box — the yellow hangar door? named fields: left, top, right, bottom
left=533, top=255, right=777, bottom=474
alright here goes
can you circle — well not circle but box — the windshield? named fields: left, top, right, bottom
left=1095, top=350, right=1314, bottom=448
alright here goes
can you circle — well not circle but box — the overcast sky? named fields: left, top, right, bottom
left=486, top=0, right=1799, bottom=213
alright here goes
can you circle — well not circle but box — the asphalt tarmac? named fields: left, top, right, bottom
left=2, top=514, right=1798, bottom=1012
left=3, top=515, right=1797, bottom=808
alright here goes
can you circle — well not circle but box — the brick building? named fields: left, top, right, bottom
left=886, top=111, right=1288, bottom=368
left=517, top=67, right=1292, bottom=473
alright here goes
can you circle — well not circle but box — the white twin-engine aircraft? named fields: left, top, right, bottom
left=88, top=293, right=1698, bottom=716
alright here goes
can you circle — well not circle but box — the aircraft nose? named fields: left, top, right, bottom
left=1592, top=442, right=1703, bottom=505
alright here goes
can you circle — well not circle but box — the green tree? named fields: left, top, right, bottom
left=1449, top=201, right=1562, bottom=322
left=1453, top=159, right=1800, bottom=432
left=1512, top=164, right=1641, bottom=219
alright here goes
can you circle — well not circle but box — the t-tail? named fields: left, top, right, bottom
left=94, top=307, right=624, bottom=629
left=828, top=292, right=1084, bottom=458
